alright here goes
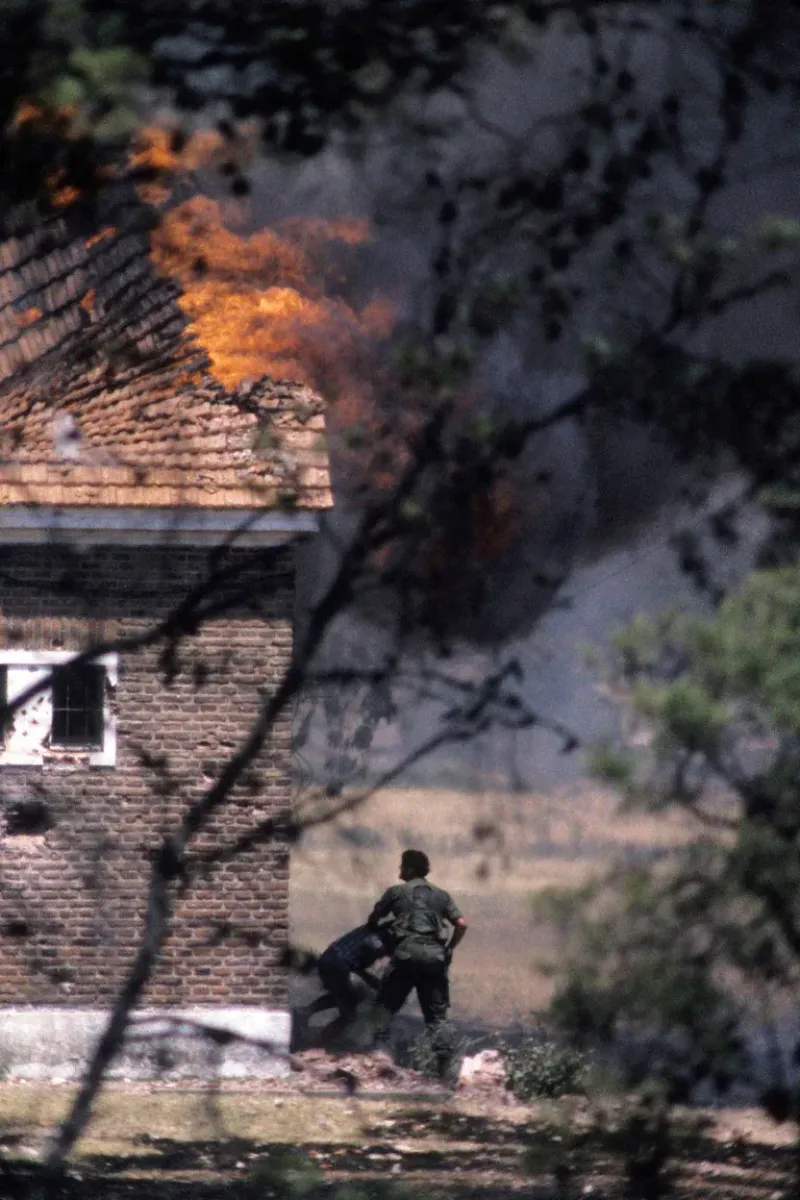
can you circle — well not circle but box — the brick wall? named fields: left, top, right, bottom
left=0, top=542, right=295, bottom=1008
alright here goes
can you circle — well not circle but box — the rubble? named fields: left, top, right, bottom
left=290, top=1048, right=448, bottom=1094
left=457, top=1049, right=506, bottom=1088
left=285, top=1044, right=517, bottom=1098
left=46, top=1045, right=516, bottom=1099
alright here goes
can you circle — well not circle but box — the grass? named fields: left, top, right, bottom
left=0, top=1083, right=796, bottom=1199
left=290, top=785, right=694, bottom=1025
left=0, top=1087, right=379, bottom=1159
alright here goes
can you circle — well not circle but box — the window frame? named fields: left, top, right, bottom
left=0, top=651, right=118, bottom=767
left=51, top=662, right=106, bottom=750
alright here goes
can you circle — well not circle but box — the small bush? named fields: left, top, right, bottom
left=504, top=1035, right=587, bottom=1101
left=408, top=1030, right=441, bottom=1077
left=407, top=1026, right=471, bottom=1079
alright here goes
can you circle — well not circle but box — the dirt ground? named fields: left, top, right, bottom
left=0, top=1070, right=796, bottom=1200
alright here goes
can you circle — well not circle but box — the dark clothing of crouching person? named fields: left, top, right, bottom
left=298, top=924, right=393, bottom=1047
left=317, top=924, right=392, bottom=1014
left=367, top=848, right=468, bottom=1078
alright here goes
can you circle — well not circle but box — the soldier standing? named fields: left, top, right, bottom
left=367, top=848, right=467, bottom=1078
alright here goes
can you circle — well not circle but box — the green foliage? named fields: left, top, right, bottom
left=638, top=569, right=800, bottom=736
left=705, top=569, right=800, bottom=731
left=392, top=342, right=475, bottom=392
left=406, top=1024, right=464, bottom=1079
left=757, top=216, right=800, bottom=252
left=586, top=740, right=635, bottom=789
left=31, top=0, right=148, bottom=135
left=541, top=565, right=800, bottom=1101
left=407, top=1029, right=444, bottom=1078
left=503, top=1035, right=588, bottom=1101
left=639, top=678, right=729, bottom=755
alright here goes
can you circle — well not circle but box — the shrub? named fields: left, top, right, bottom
left=407, top=1030, right=442, bottom=1077
left=504, top=1035, right=587, bottom=1101
left=407, top=1025, right=471, bottom=1079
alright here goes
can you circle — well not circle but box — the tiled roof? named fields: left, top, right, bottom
left=0, top=192, right=331, bottom=511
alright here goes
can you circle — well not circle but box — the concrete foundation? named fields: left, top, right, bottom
left=0, top=1007, right=291, bottom=1081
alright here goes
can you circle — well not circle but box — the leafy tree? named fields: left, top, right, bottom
left=540, top=565, right=800, bottom=1106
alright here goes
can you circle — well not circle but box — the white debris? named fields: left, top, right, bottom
left=457, top=1049, right=506, bottom=1087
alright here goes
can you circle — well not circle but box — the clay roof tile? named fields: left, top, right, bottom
left=0, top=193, right=331, bottom=511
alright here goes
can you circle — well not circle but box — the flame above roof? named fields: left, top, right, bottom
left=0, top=189, right=331, bottom=511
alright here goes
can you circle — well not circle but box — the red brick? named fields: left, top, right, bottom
left=0, top=544, right=294, bottom=1007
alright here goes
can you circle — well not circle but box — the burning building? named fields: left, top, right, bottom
left=0, top=187, right=331, bottom=1078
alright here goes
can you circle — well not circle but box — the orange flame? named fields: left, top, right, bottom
left=45, top=171, right=82, bottom=208
left=11, top=100, right=42, bottom=130
left=134, top=126, right=525, bottom=567
left=129, top=126, right=259, bottom=206
left=85, top=226, right=117, bottom=250
left=132, top=126, right=395, bottom=399
left=130, top=126, right=247, bottom=176
left=148, top=193, right=394, bottom=397
left=79, top=288, right=96, bottom=316
left=11, top=103, right=94, bottom=204
left=13, top=307, right=43, bottom=328
left=11, top=101, right=77, bottom=133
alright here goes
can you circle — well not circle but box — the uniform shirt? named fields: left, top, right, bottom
left=319, top=924, right=388, bottom=973
left=368, top=877, right=463, bottom=946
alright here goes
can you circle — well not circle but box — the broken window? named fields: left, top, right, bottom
left=0, top=652, right=117, bottom=766
left=51, top=664, right=104, bottom=748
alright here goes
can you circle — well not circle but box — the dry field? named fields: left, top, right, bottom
left=290, top=786, right=695, bottom=1027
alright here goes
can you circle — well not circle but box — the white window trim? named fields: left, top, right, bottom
left=0, top=651, right=118, bottom=768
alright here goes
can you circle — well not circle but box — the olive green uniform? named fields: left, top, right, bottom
left=367, top=876, right=463, bottom=1068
